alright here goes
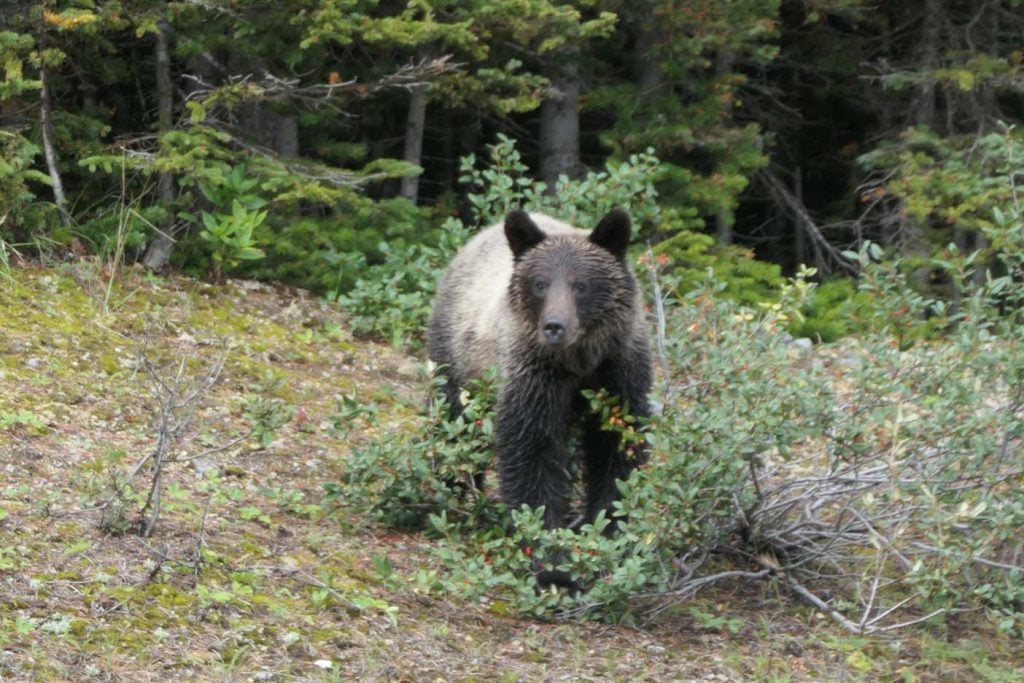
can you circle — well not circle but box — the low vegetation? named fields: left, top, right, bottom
left=4, top=2, right=1024, bottom=678
left=2, top=259, right=1022, bottom=681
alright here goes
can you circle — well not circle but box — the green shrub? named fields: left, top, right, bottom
left=785, top=277, right=861, bottom=342
left=245, top=197, right=429, bottom=293
left=653, top=227, right=784, bottom=307
left=0, top=130, right=59, bottom=245
left=331, top=139, right=1024, bottom=633
left=329, top=213, right=467, bottom=350
left=334, top=136, right=787, bottom=350
left=328, top=370, right=499, bottom=530
left=337, top=260, right=1024, bottom=630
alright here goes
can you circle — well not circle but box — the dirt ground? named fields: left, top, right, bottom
left=1, top=264, right=1019, bottom=682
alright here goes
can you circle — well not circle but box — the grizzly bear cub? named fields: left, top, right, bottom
left=428, top=208, right=652, bottom=532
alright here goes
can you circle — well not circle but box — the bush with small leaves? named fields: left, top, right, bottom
left=334, top=137, right=780, bottom=350
left=335, top=146, right=1024, bottom=634
left=329, top=371, right=499, bottom=530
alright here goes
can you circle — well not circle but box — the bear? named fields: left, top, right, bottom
left=428, top=208, right=652, bottom=534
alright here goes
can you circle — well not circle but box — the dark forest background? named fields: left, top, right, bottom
left=3, top=0, right=1023, bottom=311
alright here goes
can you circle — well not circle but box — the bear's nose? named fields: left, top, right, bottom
left=543, top=319, right=566, bottom=345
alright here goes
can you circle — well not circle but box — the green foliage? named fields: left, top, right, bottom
left=234, top=198, right=424, bottom=293
left=0, top=34, right=56, bottom=240
left=0, top=30, right=41, bottom=100
left=332, top=239, right=448, bottom=350
left=0, top=131, right=52, bottom=233
left=858, top=128, right=1024, bottom=273
left=784, top=275, right=865, bottom=343
left=459, top=134, right=663, bottom=231
left=0, top=409, right=49, bottom=435
left=337, top=190, right=1024, bottom=629
left=199, top=200, right=267, bottom=280
left=581, top=388, right=645, bottom=458
left=653, top=228, right=784, bottom=307
left=242, top=370, right=295, bottom=448
left=590, top=0, right=777, bottom=232
left=79, top=448, right=144, bottom=535
left=329, top=370, right=499, bottom=530
left=842, top=240, right=947, bottom=347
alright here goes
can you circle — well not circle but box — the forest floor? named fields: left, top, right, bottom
left=1, top=264, right=1021, bottom=682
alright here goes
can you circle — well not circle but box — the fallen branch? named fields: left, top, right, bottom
left=756, top=167, right=857, bottom=275
left=183, top=56, right=460, bottom=111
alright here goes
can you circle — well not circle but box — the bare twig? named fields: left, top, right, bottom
left=183, top=56, right=460, bottom=111
left=756, top=167, right=858, bottom=275
left=643, top=245, right=672, bottom=399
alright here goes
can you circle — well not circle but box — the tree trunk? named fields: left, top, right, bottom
left=915, top=0, right=942, bottom=130
left=898, top=0, right=945, bottom=270
left=539, top=62, right=580, bottom=190
left=143, top=19, right=176, bottom=271
left=879, top=10, right=894, bottom=132
left=715, top=212, right=732, bottom=246
left=793, top=166, right=806, bottom=267
left=39, top=66, right=69, bottom=227
left=969, top=0, right=998, bottom=133
left=631, top=0, right=661, bottom=89
left=971, top=232, right=989, bottom=286
left=275, top=115, right=299, bottom=158
left=966, top=0, right=997, bottom=284
left=400, top=84, right=428, bottom=204
left=714, top=52, right=735, bottom=246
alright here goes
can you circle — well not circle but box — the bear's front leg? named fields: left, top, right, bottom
left=582, top=358, right=652, bottom=527
left=495, top=375, right=574, bottom=530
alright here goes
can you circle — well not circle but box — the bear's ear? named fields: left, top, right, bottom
left=505, top=210, right=546, bottom=259
left=589, top=207, right=631, bottom=260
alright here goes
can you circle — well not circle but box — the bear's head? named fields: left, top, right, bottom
left=504, top=208, right=635, bottom=350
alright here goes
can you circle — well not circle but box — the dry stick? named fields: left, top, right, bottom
left=909, top=541, right=1024, bottom=573
left=177, top=430, right=253, bottom=462
left=39, top=66, right=70, bottom=227
left=193, top=491, right=214, bottom=580
left=134, top=342, right=227, bottom=536
left=141, top=356, right=186, bottom=537
left=783, top=573, right=872, bottom=634
left=644, top=568, right=775, bottom=618
left=863, top=593, right=918, bottom=630
left=989, top=377, right=1024, bottom=488
left=857, top=553, right=888, bottom=632
left=848, top=507, right=913, bottom=572
left=757, top=168, right=856, bottom=274
left=182, top=56, right=458, bottom=110
left=643, top=246, right=672, bottom=400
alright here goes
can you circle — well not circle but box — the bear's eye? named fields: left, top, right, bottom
left=573, top=281, right=588, bottom=295
left=532, top=278, right=549, bottom=296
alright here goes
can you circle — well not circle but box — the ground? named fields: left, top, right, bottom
left=0, top=264, right=1020, bottom=682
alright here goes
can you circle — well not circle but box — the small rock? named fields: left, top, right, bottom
left=234, top=279, right=266, bottom=292
left=396, top=359, right=422, bottom=379
left=789, top=337, right=813, bottom=354
left=191, top=456, right=219, bottom=479
left=837, top=352, right=863, bottom=369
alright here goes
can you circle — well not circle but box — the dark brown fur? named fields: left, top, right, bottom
left=428, top=209, right=652, bottom=532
